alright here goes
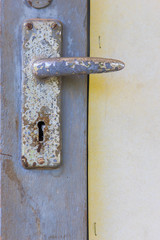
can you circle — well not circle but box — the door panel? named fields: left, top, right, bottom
left=1, top=0, right=88, bottom=239
left=89, top=0, right=160, bottom=239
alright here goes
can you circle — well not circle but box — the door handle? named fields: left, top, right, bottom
left=32, top=57, right=124, bottom=78
left=22, top=19, right=125, bottom=169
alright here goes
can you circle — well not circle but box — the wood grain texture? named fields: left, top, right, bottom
left=1, top=0, right=88, bottom=239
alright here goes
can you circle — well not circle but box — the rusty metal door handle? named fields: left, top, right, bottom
left=22, top=19, right=125, bottom=169
left=32, top=57, right=125, bottom=78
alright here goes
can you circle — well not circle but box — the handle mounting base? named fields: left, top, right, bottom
left=22, top=19, right=62, bottom=169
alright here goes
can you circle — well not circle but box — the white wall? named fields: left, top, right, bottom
left=89, top=0, right=160, bottom=239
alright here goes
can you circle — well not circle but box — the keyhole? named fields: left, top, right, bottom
left=38, top=121, right=45, bottom=142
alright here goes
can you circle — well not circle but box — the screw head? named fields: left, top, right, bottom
left=25, top=23, right=33, bottom=30
left=51, top=23, right=57, bottom=29
left=37, top=157, right=45, bottom=165
left=26, top=0, right=52, bottom=9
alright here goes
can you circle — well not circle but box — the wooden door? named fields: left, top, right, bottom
left=0, top=0, right=88, bottom=239
left=89, top=0, right=160, bottom=239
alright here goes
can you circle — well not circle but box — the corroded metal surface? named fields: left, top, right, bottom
left=32, top=57, right=125, bottom=78
left=22, top=19, right=62, bottom=169
left=26, top=0, right=52, bottom=9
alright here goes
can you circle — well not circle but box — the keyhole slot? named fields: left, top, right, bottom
left=38, top=121, right=45, bottom=142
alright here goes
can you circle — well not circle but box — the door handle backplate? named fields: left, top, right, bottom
left=22, top=19, right=62, bottom=169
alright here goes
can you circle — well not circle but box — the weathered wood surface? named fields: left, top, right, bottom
left=0, top=0, right=88, bottom=239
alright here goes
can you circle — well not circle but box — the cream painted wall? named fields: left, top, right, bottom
left=89, top=0, right=160, bottom=239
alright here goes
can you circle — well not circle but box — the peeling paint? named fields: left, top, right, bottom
left=22, top=19, right=62, bottom=169
left=32, top=57, right=125, bottom=78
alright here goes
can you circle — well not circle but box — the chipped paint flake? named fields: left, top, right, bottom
left=22, top=19, right=62, bottom=169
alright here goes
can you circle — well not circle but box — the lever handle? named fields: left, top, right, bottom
left=32, top=57, right=125, bottom=78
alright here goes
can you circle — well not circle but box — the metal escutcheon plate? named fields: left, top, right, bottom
left=22, top=19, right=62, bottom=169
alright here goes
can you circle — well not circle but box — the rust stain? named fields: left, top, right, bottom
left=15, top=117, right=19, bottom=132
left=28, top=0, right=33, bottom=6
left=0, top=153, right=12, bottom=157
left=25, top=22, right=33, bottom=30
left=31, top=206, right=42, bottom=239
left=3, top=159, right=25, bottom=201
left=21, top=155, right=28, bottom=168
left=15, top=116, right=19, bottom=139
left=55, top=145, right=61, bottom=158
left=37, top=142, right=43, bottom=152
left=51, top=23, right=57, bottom=29
left=2, top=160, right=45, bottom=237
left=32, top=161, right=37, bottom=167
